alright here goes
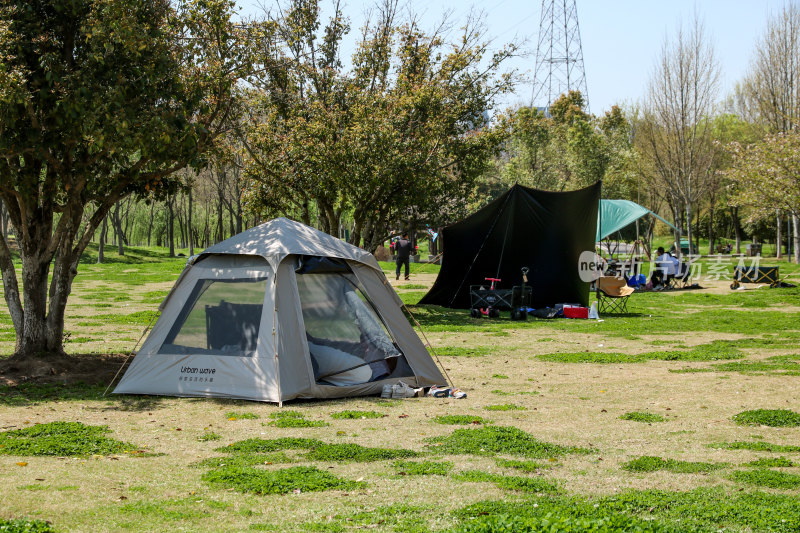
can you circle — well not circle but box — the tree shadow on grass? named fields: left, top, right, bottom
left=0, top=382, right=165, bottom=411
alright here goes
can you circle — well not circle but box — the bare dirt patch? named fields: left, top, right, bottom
left=0, top=353, right=128, bottom=387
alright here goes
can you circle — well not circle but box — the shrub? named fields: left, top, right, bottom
left=708, top=440, right=800, bottom=452
left=426, top=426, right=589, bottom=458
left=305, top=443, right=417, bottom=462
left=267, top=411, right=328, bottom=428
left=452, top=486, right=800, bottom=532
left=622, top=456, right=724, bottom=474
left=393, top=460, right=452, bottom=476
left=732, top=409, right=800, bottom=427
left=194, top=452, right=295, bottom=469
left=225, top=411, right=259, bottom=420
left=432, top=415, right=490, bottom=425
left=202, top=465, right=365, bottom=495
left=0, top=518, right=56, bottom=533
left=217, top=437, right=415, bottom=462
left=218, top=437, right=319, bottom=454
left=495, top=459, right=547, bottom=472
left=0, top=421, right=138, bottom=457
left=484, top=404, right=526, bottom=411
left=451, top=512, right=671, bottom=532
left=729, top=469, right=800, bottom=489
left=619, top=412, right=666, bottom=423
left=743, top=457, right=794, bottom=468
left=452, top=470, right=560, bottom=494
left=330, top=410, right=386, bottom=420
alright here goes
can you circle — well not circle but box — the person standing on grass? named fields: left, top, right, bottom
left=395, top=232, right=412, bottom=281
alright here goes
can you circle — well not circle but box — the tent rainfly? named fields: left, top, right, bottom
left=596, top=199, right=675, bottom=241
left=419, top=182, right=600, bottom=310
left=114, top=218, right=445, bottom=404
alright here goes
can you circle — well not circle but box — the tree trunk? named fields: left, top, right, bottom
left=235, top=192, right=243, bottom=235
left=708, top=201, right=715, bottom=255
left=673, top=205, right=683, bottom=260
left=684, top=203, right=693, bottom=259
left=175, top=194, right=185, bottom=249
left=114, top=202, right=124, bottom=256
left=731, top=206, right=742, bottom=254
left=776, top=211, right=782, bottom=259
left=350, top=215, right=364, bottom=248
left=97, top=217, right=107, bottom=264
left=301, top=200, right=310, bottom=226
left=0, top=186, right=116, bottom=358
left=121, top=198, right=132, bottom=245
left=0, top=201, right=9, bottom=241
left=188, top=189, right=194, bottom=257
left=147, top=202, right=154, bottom=247
left=793, top=213, right=800, bottom=264
left=216, top=183, right=224, bottom=243
left=167, top=195, right=175, bottom=257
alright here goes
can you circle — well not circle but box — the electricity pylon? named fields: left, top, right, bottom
left=530, top=0, right=589, bottom=111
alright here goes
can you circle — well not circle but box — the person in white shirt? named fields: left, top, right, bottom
left=651, top=247, right=679, bottom=288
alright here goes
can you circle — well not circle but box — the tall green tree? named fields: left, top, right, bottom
left=0, top=0, right=249, bottom=358
left=499, top=92, right=630, bottom=195
left=735, top=2, right=800, bottom=256
left=728, top=131, right=800, bottom=263
left=241, top=0, right=516, bottom=251
left=707, top=114, right=764, bottom=254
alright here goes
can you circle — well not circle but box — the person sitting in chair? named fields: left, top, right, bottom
left=650, top=247, right=678, bottom=289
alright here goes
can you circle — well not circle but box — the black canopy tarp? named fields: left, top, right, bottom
left=419, top=182, right=600, bottom=309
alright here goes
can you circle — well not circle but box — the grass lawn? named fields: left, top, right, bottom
left=1, top=245, right=800, bottom=532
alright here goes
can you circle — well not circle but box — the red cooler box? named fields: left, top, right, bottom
left=563, top=306, right=588, bottom=319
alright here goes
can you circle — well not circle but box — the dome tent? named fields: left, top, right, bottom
left=114, top=218, right=445, bottom=404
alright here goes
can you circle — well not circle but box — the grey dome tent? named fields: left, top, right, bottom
left=114, top=218, right=445, bottom=404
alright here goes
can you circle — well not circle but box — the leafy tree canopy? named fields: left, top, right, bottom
left=0, top=0, right=250, bottom=357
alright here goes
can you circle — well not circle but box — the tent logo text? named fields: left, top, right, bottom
left=180, top=366, right=216, bottom=375
left=577, top=251, right=603, bottom=282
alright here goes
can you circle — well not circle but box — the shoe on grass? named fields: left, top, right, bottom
left=391, top=381, right=417, bottom=399
left=427, top=385, right=450, bottom=398
left=449, top=388, right=467, bottom=399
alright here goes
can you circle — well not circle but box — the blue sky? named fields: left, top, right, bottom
left=237, top=0, right=791, bottom=114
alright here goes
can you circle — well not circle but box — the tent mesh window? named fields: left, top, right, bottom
left=296, top=272, right=410, bottom=386
left=159, top=277, right=268, bottom=357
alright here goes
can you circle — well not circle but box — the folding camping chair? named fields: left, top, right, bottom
left=596, top=276, right=634, bottom=314
left=665, top=263, right=692, bottom=290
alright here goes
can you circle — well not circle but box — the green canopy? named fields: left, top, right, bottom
left=596, top=199, right=675, bottom=241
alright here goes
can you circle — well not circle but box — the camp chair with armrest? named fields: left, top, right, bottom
left=665, top=262, right=691, bottom=289
left=596, top=276, right=635, bottom=314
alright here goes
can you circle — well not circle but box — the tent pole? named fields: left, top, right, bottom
left=448, top=191, right=513, bottom=307
left=272, top=274, right=283, bottom=407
